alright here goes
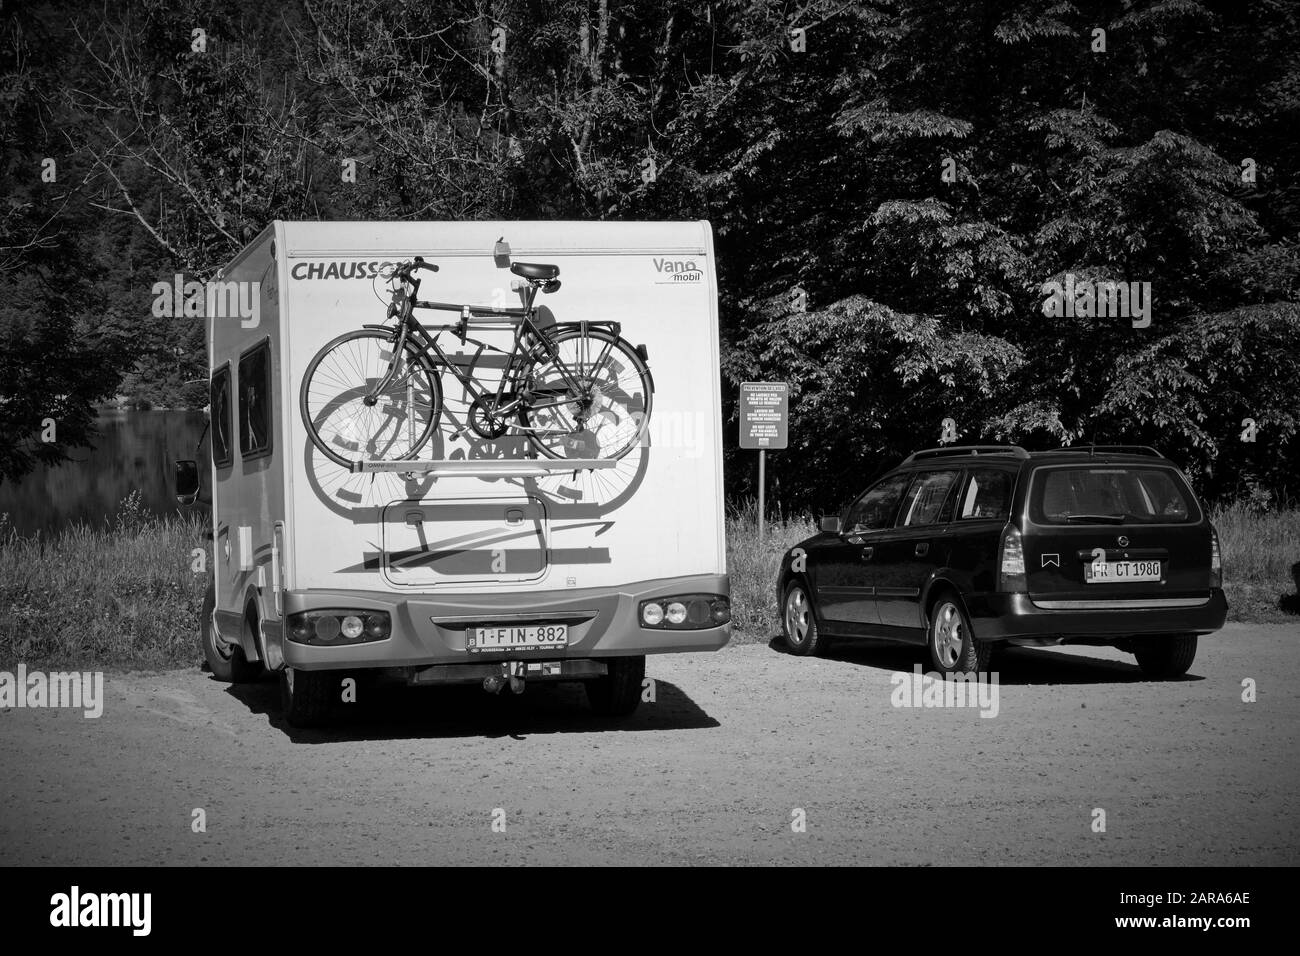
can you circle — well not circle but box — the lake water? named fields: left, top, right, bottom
left=0, top=409, right=210, bottom=535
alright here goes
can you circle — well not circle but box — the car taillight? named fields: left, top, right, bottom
left=288, top=610, right=392, bottom=646
left=999, top=525, right=1026, bottom=591
left=639, top=594, right=729, bottom=630
left=1210, top=526, right=1222, bottom=588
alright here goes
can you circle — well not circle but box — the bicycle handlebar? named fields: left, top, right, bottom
left=392, top=257, right=440, bottom=281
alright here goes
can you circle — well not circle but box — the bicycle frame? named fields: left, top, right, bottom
left=366, top=270, right=622, bottom=434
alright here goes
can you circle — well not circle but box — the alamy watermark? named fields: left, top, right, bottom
left=50, top=886, right=150, bottom=936
left=151, top=273, right=260, bottom=328
left=1041, top=273, right=1151, bottom=328
left=890, top=664, right=1000, bottom=718
left=0, top=664, right=104, bottom=718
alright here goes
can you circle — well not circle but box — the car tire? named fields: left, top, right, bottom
left=1133, top=634, right=1197, bottom=679
left=782, top=581, right=827, bottom=656
left=585, top=656, right=645, bottom=718
left=200, top=587, right=264, bottom=683
left=927, top=594, right=990, bottom=675
left=280, top=667, right=340, bottom=728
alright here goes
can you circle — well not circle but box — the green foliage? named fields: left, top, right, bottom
left=1, top=0, right=1297, bottom=512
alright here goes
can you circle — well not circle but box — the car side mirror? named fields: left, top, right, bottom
left=819, top=515, right=842, bottom=534
left=174, top=459, right=200, bottom=505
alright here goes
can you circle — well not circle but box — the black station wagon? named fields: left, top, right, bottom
left=776, top=445, right=1228, bottom=677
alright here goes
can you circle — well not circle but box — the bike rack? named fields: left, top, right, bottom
left=349, top=458, right=619, bottom=477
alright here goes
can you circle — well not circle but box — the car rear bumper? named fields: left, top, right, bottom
left=965, top=589, right=1228, bottom=641
left=278, top=573, right=730, bottom=670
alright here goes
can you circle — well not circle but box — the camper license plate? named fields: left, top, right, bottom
left=1084, top=560, right=1162, bottom=583
left=469, top=624, right=569, bottom=653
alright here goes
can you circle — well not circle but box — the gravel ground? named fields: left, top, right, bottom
left=1, top=622, right=1296, bottom=865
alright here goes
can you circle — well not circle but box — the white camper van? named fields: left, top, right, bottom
left=176, top=221, right=730, bottom=727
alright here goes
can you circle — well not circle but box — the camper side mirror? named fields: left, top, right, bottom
left=174, top=459, right=200, bottom=505
left=819, top=515, right=842, bottom=534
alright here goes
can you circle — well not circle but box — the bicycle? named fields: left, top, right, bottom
left=299, top=257, right=654, bottom=470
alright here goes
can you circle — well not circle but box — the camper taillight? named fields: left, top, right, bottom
left=288, top=610, right=392, bottom=646
left=639, top=594, right=730, bottom=629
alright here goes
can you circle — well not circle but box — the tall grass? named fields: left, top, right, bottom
left=727, top=500, right=1300, bottom=640
left=725, top=499, right=816, bottom=639
left=1209, top=502, right=1300, bottom=621
left=1209, top=502, right=1300, bottom=583
left=0, top=493, right=208, bottom=668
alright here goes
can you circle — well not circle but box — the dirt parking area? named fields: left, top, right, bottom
left=1, top=622, right=1296, bottom=865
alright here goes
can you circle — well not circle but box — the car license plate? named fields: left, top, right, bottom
left=468, top=624, right=568, bottom=653
left=1084, top=560, right=1162, bottom=583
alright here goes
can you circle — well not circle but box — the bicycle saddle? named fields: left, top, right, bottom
left=510, top=262, right=560, bottom=281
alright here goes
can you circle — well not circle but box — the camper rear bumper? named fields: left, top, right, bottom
left=279, top=573, right=730, bottom=670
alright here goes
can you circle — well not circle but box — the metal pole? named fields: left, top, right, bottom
left=758, top=448, right=766, bottom=552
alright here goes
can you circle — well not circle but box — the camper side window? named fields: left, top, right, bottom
left=210, top=365, right=232, bottom=468
left=238, top=340, right=272, bottom=459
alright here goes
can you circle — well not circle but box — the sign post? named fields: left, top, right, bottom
left=739, top=382, right=789, bottom=551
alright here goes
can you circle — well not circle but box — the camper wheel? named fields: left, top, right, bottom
left=200, top=584, right=263, bottom=683
left=280, top=668, right=340, bottom=728
left=584, top=655, right=645, bottom=718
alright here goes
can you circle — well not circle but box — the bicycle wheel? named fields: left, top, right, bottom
left=517, top=327, right=653, bottom=461
left=299, top=328, right=442, bottom=468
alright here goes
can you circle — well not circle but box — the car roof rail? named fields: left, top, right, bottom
left=903, top=445, right=1030, bottom=464
left=1056, top=445, right=1165, bottom=458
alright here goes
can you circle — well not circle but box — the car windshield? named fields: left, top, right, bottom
left=1032, top=466, right=1198, bottom=524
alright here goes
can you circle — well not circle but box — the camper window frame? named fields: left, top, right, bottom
left=210, top=362, right=233, bottom=469
left=237, top=337, right=274, bottom=462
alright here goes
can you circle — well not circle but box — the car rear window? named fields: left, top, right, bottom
left=1031, top=466, right=1199, bottom=524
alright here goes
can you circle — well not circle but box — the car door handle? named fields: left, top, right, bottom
left=915, top=542, right=929, bottom=556
left=860, top=546, right=874, bottom=560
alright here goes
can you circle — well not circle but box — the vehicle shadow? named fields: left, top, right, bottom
left=224, top=676, right=719, bottom=743
left=765, top=635, right=1206, bottom=686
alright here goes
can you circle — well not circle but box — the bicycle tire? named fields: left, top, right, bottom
left=517, top=327, right=653, bottom=461
left=299, top=327, right=443, bottom=468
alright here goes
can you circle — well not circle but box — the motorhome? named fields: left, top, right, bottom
left=176, top=220, right=730, bottom=726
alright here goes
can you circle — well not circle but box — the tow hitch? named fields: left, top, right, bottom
left=483, top=662, right=526, bottom=695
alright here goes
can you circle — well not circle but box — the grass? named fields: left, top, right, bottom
left=727, top=500, right=1300, bottom=643
left=0, top=496, right=1295, bottom=668
left=1210, top=501, right=1300, bottom=624
left=0, top=493, right=209, bottom=669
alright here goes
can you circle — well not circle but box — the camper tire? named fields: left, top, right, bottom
left=280, top=668, right=339, bottom=728
left=200, top=585, right=263, bottom=683
left=585, top=655, right=645, bottom=718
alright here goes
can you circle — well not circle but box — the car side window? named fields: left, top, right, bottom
left=958, top=468, right=1014, bottom=520
left=898, top=470, right=960, bottom=527
left=844, top=474, right=910, bottom=533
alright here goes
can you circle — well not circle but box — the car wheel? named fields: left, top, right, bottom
left=1133, top=634, right=1197, bottom=679
left=928, top=595, right=990, bottom=675
left=585, top=655, right=645, bottom=718
left=280, top=667, right=340, bottom=728
left=200, top=588, right=263, bottom=683
left=782, top=581, right=827, bottom=656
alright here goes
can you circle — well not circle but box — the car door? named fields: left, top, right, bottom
left=813, top=473, right=910, bottom=629
left=872, top=469, right=961, bottom=631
